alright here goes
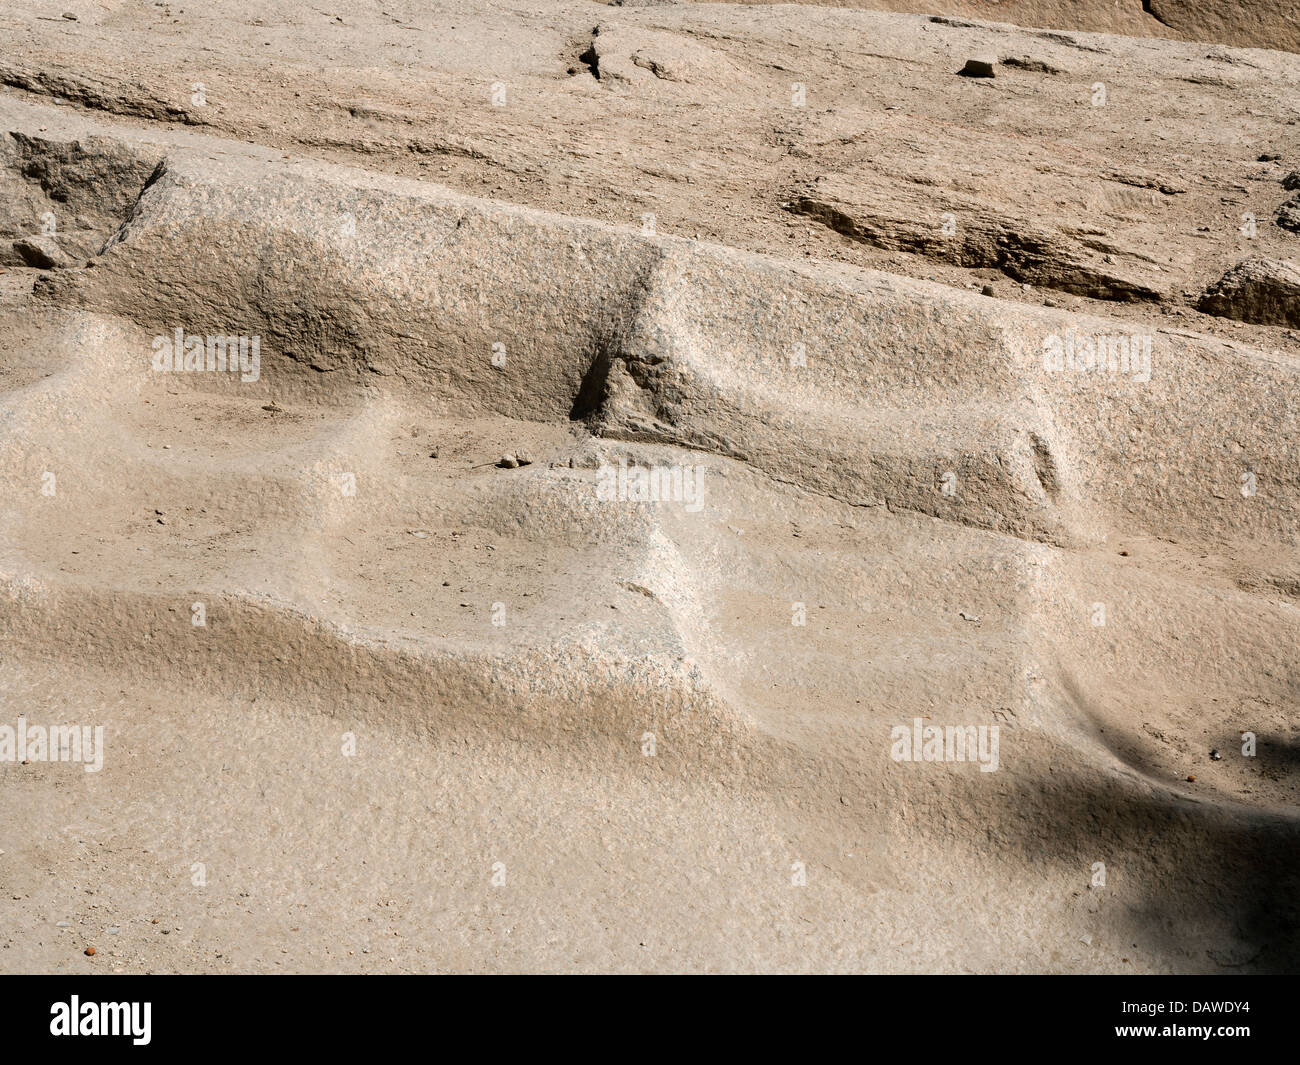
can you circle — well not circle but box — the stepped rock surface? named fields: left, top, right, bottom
left=0, top=1, right=1298, bottom=973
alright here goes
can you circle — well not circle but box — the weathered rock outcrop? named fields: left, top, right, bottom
left=1199, top=258, right=1300, bottom=328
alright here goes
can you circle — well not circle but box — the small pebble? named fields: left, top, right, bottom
left=959, top=56, right=996, bottom=78
left=84, top=947, right=95, bottom=956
